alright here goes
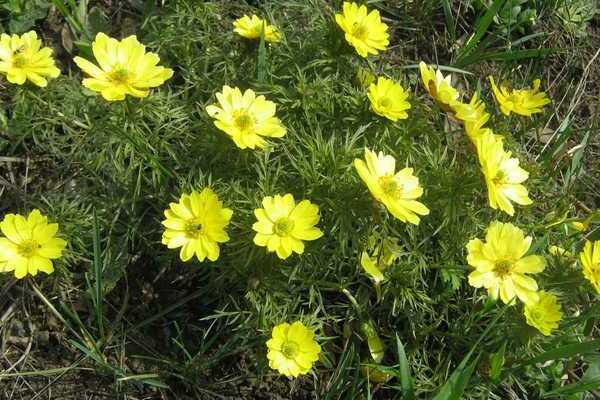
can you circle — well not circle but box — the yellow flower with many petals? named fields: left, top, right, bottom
left=0, top=31, right=60, bottom=87
left=206, top=86, right=287, bottom=150
left=453, top=92, right=486, bottom=122
left=252, top=194, right=323, bottom=260
left=161, top=188, right=233, bottom=263
left=579, top=240, right=600, bottom=294
left=354, top=148, right=429, bottom=225
left=453, top=92, right=492, bottom=142
left=489, top=76, right=551, bottom=116
left=0, top=210, right=66, bottom=279
left=475, top=131, right=532, bottom=216
left=367, top=77, right=411, bottom=121
left=335, top=2, right=389, bottom=58
left=73, top=33, right=173, bottom=101
left=524, top=291, right=563, bottom=336
left=466, top=221, right=545, bottom=305
left=233, top=14, right=281, bottom=42
left=267, top=321, right=321, bottom=377
left=419, top=62, right=461, bottom=112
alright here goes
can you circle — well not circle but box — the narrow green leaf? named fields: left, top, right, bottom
left=543, top=377, right=600, bottom=397
left=522, top=338, right=600, bottom=366
left=92, top=208, right=105, bottom=339
left=565, top=130, right=590, bottom=185
left=50, top=0, right=83, bottom=33
left=489, top=341, right=507, bottom=383
left=432, top=355, right=481, bottom=400
left=395, top=334, right=415, bottom=400
left=457, top=0, right=507, bottom=63
left=542, top=116, right=572, bottom=166
left=118, top=374, right=170, bottom=389
left=68, top=339, right=107, bottom=368
left=400, top=63, right=474, bottom=76
left=441, top=0, right=456, bottom=41
left=257, top=22, right=267, bottom=83
left=457, top=48, right=555, bottom=67
left=76, top=0, right=88, bottom=29
left=433, top=303, right=511, bottom=399
left=510, top=32, right=547, bottom=47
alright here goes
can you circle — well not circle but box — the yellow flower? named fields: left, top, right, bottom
left=571, top=221, right=586, bottom=231
left=206, top=86, right=287, bottom=150
left=579, top=240, right=600, bottom=294
left=453, top=92, right=492, bottom=142
left=73, top=33, right=173, bottom=101
left=453, top=92, right=486, bottom=122
left=475, top=131, right=532, bottom=216
left=266, top=321, right=321, bottom=377
left=0, top=210, right=66, bottom=279
left=233, top=14, right=281, bottom=42
left=360, top=252, right=385, bottom=283
left=360, top=238, right=402, bottom=285
left=466, top=221, right=546, bottom=305
left=367, top=77, right=411, bottom=121
left=548, top=245, right=572, bottom=258
left=419, top=61, right=461, bottom=112
left=252, top=194, right=323, bottom=260
left=161, top=188, right=233, bottom=262
left=524, top=291, right=563, bottom=336
left=0, top=31, right=60, bottom=87
left=360, top=237, right=401, bottom=283
left=354, top=148, right=429, bottom=225
left=489, top=76, right=551, bottom=116
left=335, top=2, right=389, bottom=58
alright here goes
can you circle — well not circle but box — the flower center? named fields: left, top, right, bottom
left=12, top=53, right=28, bottom=68
left=510, top=92, right=527, bottom=105
left=492, top=170, right=506, bottom=184
left=530, top=309, right=542, bottom=321
left=379, top=97, right=392, bottom=108
left=378, top=176, right=402, bottom=198
left=281, top=340, right=299, bottom=359
left=109, top=67, right=129, bottom=84
left=351, top=22, right=368, bottom=40
left=273, top=218, right=294, bottom=237
left=494, top=260, right=513, bottom=278
left=18, top=240, right=40, bottom=257
left=185, top=219, right=204, bottom=239
left=233, top=112, right=254, bottom=132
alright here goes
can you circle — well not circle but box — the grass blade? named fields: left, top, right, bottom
left=92, top=208, right=105, bottom=339
left=395, top=334, right=415, bottom=400
left=456, top=0, right=506, bottom=63
left=257, top=22, right=267, bottom=83
left=565, top=130, right=590, bottom=186
left=521, top=338, right=600, bottom=366
left=432, top=355, right=481, bottom=400
left=441, top=0, right=456, bottom=42
left=457, top=48, right=556, bottom=67
left=432, top=303, right=511, bottom=399
left=50, top=0, right=84, bottom=34
left=543, top=377, right=600, bottom=397
left=489, top=341, right=507, bottom=383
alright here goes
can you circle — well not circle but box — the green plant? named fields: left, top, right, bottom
left=556, top=0, right=597, bottom=38
left=475, top=0, right=538, bottom=36
left=0, top=0, right=598, bottom=398
left=0, top=0, right=51, bottom=33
